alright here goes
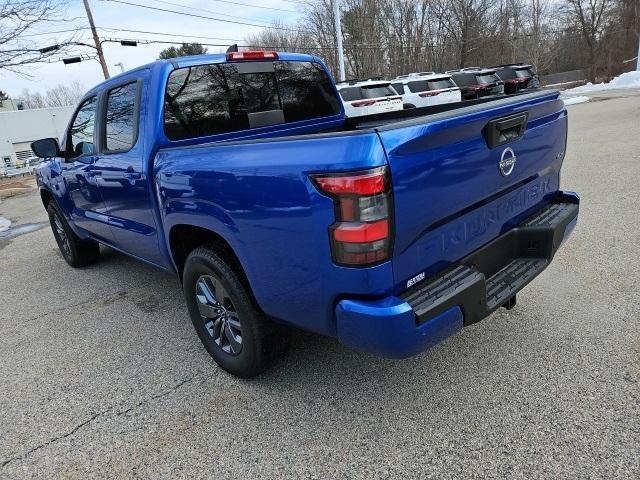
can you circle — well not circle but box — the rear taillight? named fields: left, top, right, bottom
left=312, top=166, right=392, bottom=267
left=226, top=51, right=278, bottom=61
left=419, top=91, right=441, bottom=97
left=351, top=99, right=377, bottom=107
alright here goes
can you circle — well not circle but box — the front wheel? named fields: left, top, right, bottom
left=183, top=245, right=288, bottom=378
left=47, top=202, right=100, bottom=268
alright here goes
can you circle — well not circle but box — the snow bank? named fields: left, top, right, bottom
left=0, top=217, right=11, bottom=232
left=564, top=70, right=640, bottom=95
left=562, top=95, right=590, bottom=106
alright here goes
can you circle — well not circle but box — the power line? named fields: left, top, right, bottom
left=100, top=36, right=335, bottom=50
left=151, top=0, right=298, bottom=14
left=18, top=27, right=91, bottom=38
left=99, top=0, right=311, bottom=33
left=99, top=27, right=245, bottom=42
left=148, top=0, right=296, bottom=23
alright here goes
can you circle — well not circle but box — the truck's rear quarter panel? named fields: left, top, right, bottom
left=378, top=91, right=567, bottom=292
left=155, top=132, right=392, bottom=337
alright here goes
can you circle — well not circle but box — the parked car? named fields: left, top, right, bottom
left=390, top=72, right=461, bottom=108
left=336, top=79, right=403, bottom=117
left=447, top=68, right=505, bottom=100
left=32, top=51, right=579, bottom=378
left=493, top=63, right=540, bottom=94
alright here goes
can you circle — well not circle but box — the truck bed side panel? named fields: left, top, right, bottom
left=155, top=132, right=392, bottom=336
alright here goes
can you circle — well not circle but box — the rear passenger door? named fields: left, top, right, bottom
left=95, top=77, right=164, bottom=266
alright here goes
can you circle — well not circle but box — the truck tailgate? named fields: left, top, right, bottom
left=376, top=91, right=567, bottom=292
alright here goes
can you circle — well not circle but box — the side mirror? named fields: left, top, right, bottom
left=31, top=138, right=62, bottom=158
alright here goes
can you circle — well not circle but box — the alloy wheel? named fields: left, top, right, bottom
left=195, top=274, right=243, bottom=355
left=53, top=214, right=72, bottom=259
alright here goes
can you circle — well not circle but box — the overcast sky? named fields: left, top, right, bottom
left=0, top=0, right=302, bottom=97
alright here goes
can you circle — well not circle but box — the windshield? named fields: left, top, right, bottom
left=339, top=84, right=396, bottom=101
left=475, top=73, right=499, bottom=84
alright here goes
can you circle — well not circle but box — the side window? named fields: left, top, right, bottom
left=68, top=96, right=97, bottom=159
left=391, top=83, right=404, bottom=94
left=105, top=82, right=139, bottom=152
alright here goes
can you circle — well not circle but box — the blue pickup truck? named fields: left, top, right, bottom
left=32, top=51, right=579, bottom=377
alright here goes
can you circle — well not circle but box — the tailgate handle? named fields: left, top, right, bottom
left=484, top=112, right=529, bottom=148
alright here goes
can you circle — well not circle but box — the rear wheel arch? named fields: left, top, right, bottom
left=168, top=224, right=251, bottom=290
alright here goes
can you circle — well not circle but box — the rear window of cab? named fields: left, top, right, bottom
left=164, top=60, right=341, bottom=141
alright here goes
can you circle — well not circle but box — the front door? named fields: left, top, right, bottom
left=61, top=96, right=114, bottom=243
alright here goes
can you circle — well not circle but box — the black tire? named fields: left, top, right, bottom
left=47, top=202, right=100, bottom=268
left=183, top=245, right=288, bottom=378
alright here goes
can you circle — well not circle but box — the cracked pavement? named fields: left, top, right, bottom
left=1, top=90, right=639, bottom=479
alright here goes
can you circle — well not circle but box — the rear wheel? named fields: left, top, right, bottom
left=47, top=202, right=100, bottom=268
left=183, top=245, right=288, bottom=378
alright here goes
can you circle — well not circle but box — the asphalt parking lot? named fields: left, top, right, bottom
left=1, top=90, right=639, bottom=479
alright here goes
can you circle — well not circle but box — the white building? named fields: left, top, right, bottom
left=0, top=106, right=74, bottom=168
left=0, top=98, right=23, bottom=113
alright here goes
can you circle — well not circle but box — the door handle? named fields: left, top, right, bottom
left=483, top=112, right=529, bottom=148
left=125, top=166, right=141, bottom=180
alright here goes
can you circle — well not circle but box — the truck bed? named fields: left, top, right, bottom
left=155, top=89, right=567, bottom=336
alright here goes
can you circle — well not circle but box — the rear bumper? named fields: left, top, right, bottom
left=335, top=192, right=579, bottom=358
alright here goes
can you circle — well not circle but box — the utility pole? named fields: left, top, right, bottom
left=82, top=0, right=110, bottom=79
left=333, top=0, right=345, bottom=82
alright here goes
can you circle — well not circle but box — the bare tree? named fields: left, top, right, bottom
left=0, top=1, right=77, bottom=73
left=441, top=0, right=499, bottom=68
left=563, top=0, right=614, bottom=80
left=17, top=87, right=45, bottom=108
left=18, top=81, right=84, bottom=108
left=340, top=0, right=385, bottom=79
left=44, top=80, right=84, bottom=106
left=245, top=21, right=318, bottom=53
left=520, top=0, right=559, bottom=73
left=245, top=0, right=636, bottom=81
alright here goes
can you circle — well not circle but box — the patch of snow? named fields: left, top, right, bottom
left=0, top=216, right=11, bottom=232
left=562, top=95, right=590, bottom=106
left=564, top=70, right=640, bottom=95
